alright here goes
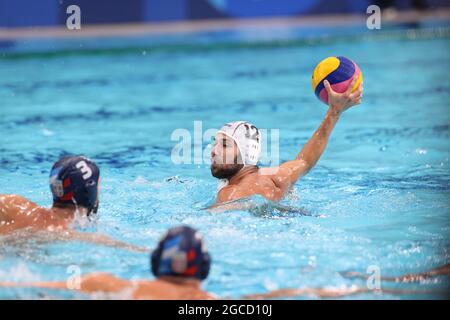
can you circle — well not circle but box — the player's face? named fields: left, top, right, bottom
left=210, top=133, right=243, bottom=179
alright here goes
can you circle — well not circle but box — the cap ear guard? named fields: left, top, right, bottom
left=151, top=244, right=162, bottom=277
left=198, top=251, right=211, bottom=280
left=217, top=121, right=261, bottom=166
left=195, top=230, right=211, bottom=280
left=81, top=176, right=99, bottom=217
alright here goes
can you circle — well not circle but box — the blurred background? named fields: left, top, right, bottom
left=0, top=0, right=449, bottom=27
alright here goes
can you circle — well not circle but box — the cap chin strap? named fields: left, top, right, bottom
left=217, top=178, right=229, bottom=192
left=70, top=195, right=98, bottom=221
left=87, top=203, right=99, bottom=221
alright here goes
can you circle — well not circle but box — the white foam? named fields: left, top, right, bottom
left=0, top=261, right=41, bottom=282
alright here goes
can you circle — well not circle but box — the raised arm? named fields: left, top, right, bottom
left=270, top=77, right=363, bottom=192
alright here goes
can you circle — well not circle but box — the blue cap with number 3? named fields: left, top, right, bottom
left=49, top=155, right=100, bottom=216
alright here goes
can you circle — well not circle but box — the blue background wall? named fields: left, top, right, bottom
left=0, top=0, right=449, bottom=28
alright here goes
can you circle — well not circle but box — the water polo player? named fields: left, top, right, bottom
left=211, top=76, right=363, bottom=204
left=0, top=155, right=100, bottom=234
left=0, top=226, right=215, bottom=300
left=0, top=155, right=145, bottom=251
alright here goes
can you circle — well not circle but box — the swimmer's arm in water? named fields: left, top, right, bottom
left=241, top=286, right=435, bottom=299
left=268, top=77, right=363, bottom=193
left=241, top=287, right=368, bottom=299
left=0, top=272, right=129, bottom=294
left=341, top=263, right=450, bottom=283
left=59, top=230, right=149, bottom=253
left=0, top=224, right=148, bottom=253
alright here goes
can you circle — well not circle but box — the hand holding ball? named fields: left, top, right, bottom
left=312, top=56, right=363, bottom=109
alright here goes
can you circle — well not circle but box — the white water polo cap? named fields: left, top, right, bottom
left=217, top=121, right=261, bottom=166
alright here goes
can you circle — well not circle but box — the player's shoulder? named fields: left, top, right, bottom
left=217, top=183, right=252, bottom=203
left=0, top=194, right=37, bottom=207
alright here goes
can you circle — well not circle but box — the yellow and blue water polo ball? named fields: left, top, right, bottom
left=312, top=56, right=363, bottom=105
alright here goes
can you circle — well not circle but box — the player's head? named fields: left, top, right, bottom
left=49, top=155, right=100, bottom=217
left=151, top=226, right=211, bottom=281
left=211, top=121, right=261, bottom=179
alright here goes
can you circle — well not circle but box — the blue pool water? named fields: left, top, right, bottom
left=0, top=24, right=449, bottom=299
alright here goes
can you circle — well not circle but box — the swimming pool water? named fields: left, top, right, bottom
left=0, top=24, right=449, bottom=299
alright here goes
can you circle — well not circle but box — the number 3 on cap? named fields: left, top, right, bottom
left=76, top=161, right=92, bottom=180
